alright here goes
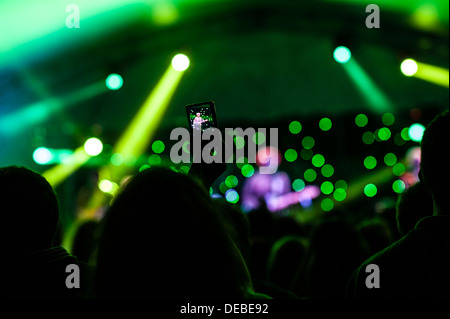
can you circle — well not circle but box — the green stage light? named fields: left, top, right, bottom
left=321, top=198, right=334, bottom=212
left=234, top=136, right=245, bottom=149
left=33, top=147, right=53, bottom=165
left=382, top=113, right=395, bottom=126
left=106, top=74, right=123, bottom=90
left=84, top=138, right=103, bottom=156
left=98, top=179, right=119, bottom=195
left=321, top=164, right=334, bottom=178
left=408, top=123, right=426, bottom=142
left=148, top=154, right=161, bottom=166
left=355, top=114, right=368, bottom=127
left=302, top=136, right=315, bottom=150
left=151, top=140, right=165, bottom=154
left=219, top=181, right=229, bottom=194
left=333, top=188, right=347, bottom=202
left=333, top=46, right=351, bottom=64
left=289, top=121, right=302, bottom=134
left=285, top=149, right=298, bottom=162
left=252, top=131, right=266, bottom=145
left=312, top=154, right=325, bottom=168
left=225, top=175, right=238, bottom=188
left=384, top=153, right=397, bottom=166
left=171, top=54, right=190, bottom=71
left=364, top=156, right=377, bottom=170
left=321, top=181, right=334, bottom=195
left=292, top=179, right=306, bottom=192
left=401, top=127, right=411, bottom=141
left=401, top=59, right=418, bottom=77
left=393, top=180, right=406, bottom=194
left=319, top=118, right=332, bottom=131
left=377, top=127, right=392, bottom=141
left=364, top=184, right=377, bottom=197
left=300, top=149, right=313, bottom=161
left=225, top=189, right=239, bottom=204
left=304, top=169, right=317, bottom=182
left=335, top=180, right=348, bottom=191
left=393, top=163, right=406, bottom=176
left=241, top=164, right=255, bottom=178
left=362, top=131, right=375, bottom=145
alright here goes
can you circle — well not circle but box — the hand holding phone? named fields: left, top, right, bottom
left=186, top=101, right=226, bottom=188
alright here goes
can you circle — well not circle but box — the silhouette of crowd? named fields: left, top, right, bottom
left=0, top=111, right=448, bottom=300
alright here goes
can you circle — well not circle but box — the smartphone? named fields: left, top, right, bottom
left=185, top=101, right=226, bottom=180
left=186, top=101, right=219, bottom=135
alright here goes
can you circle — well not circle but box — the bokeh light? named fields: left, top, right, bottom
left=393, top=163, right=406, bottom=176
left=364, top=156, right=377, bottom=170
left=364, top=184, right=377, bottom=197
left=151, top=140, right=165, bottom=154
left=225, top=189, right=239, bottom=204
left=319, top=117, right=332, bottom=131
left=241, top=164, right=255, bottom=178
left=171, top=54, right=190, bottom=71
left=148, top=154, right=161, bottom=165
left=408, top=123, right=426, bottom=142
left=392, top=180, right=406, bottom=194
left=225, top=175, right=238, bottom=188
left=333, top=46, right=352, bottom=64
left=98, top=179, right=119, bottom=195
left=105, top=73, right=123, bottom=90
left=312, top=154, right=325, bottom=167
left=302, top=136, right=315, bottom=149
left=355, top=114, right=368, bottom=127
left=333, top=188, right=347, bottom=201
left=292, top=179, right=306, bottom=192
left=304, top=168, right=317, bottom=182
left=321, top=181, right=334, bottom=195
left=289, top=121, right=302, bottom=134
left=382, top=113, right=395, bottom=126
left=300, top=149, right=314, bottom=161
left=376, top=127, right=392, bottom=141
left=33, top=147, right=53, bottom=165
left=252, top=131, right=266, bottom=145
left=401, top=59, right=418, bottom=76
left=321, top=164, right=334, bottom=178
left=321, top=198, right=334, bottom=212
left=285, top=149, right=298, bottom=162
left=335, top=180, right=348, bottom=190
left=84, top=137, right=103, bottom=156
left=384, top=153, right=397, bottom=166
left=362, top=131, right=375, bottom=145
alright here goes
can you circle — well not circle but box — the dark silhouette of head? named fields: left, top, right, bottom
left=396, top=182, right=433, bottom=236
left=266, top=235, right=306, bottom=291
left=420, top=111, right=449, bottom=215
left=94, top=167, right=253, bottom=299
left=295, top=216, right=369, bottom=298
left=0, top=166, right=59, bottom=252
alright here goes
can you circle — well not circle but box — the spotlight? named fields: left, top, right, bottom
left=408, top=123, right=426, bottom=142
left=171, top=54, right=190, bottom=71
left=33, top=147, right=53, bottom=165
left=333, top=46, right=351, bottom=64
left=401, top=59, right=418, bottom=77
left=84, top=138, right=103, bottom=156
left=106, top=74, right=123, bottom=90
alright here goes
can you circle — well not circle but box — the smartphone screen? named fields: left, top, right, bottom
left=186, top=101, right=218, bottom=135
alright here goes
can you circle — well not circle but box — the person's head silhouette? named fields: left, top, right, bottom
left=420, top=111, right=449, bottom=216
left=0, top=166, right=59, bottom=252
left=94, top=166, right=254, bottom=299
